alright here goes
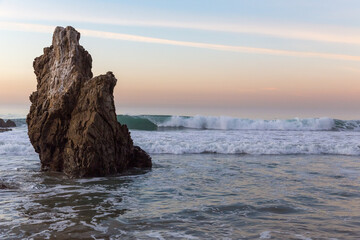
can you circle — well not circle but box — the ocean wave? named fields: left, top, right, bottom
left=0, top=127, right=36, bottom=156
left=158, top=116, right=336, bottom=131
left=7, top=115, right=360, bottom=131
left=0, top=124, right=359, bottom=157
left=118, top=115, right=360, bottom=131
left=131, top=129, right=360, bottom=156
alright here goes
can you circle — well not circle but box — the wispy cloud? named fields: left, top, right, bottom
left=0, top=21, right=53, bottom=33
left=0, top=2, right=360, bottom=46
left=91, top=20, right=360, bottom=46
left=1, top=21, right=360, bottom=62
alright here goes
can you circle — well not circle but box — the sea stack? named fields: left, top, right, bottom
left=0, top=118, right=16, bottom=128
left=0, top=118, right=16, bottom=132
left=27, top=26, right=151, bottom=178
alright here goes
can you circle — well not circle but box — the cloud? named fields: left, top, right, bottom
left=1, top=21, right=360, bottom=62
left=0, top=1, right=360, bottom=46
left=100, top=20, right=360, bottom=46
left=81, top=28, right=360, bottom=61
left=0, top=21, right=53, bottom=33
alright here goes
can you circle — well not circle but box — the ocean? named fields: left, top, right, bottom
left=0, top=115, right=360, bottom=239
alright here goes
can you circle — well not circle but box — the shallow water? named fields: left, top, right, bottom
left=1, top=127, right=360, bottom=239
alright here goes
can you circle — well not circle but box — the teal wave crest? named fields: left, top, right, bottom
left=117, top=115, right=159, bottom=131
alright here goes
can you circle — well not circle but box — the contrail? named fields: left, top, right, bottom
left=1, top=21, right=360, bottom=62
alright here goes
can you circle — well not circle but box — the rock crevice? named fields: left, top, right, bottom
left=27, top=26, right=151, bottom=178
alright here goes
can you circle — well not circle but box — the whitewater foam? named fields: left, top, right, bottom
left=131, top=129, right=360, bottom=155
left=118, top=115, right=360, bottom=131
left=1, top=118, right=360, bottom=157
left=260, top=231, right=271, bottom=239
left=5, top=116, right=360, bottom=132
left=158, top=116, right=337, bottom=131
left=0, top=127, right=36, bottom=156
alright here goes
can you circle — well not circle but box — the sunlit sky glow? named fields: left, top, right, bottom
left=0, top=0, right=359, bottom=119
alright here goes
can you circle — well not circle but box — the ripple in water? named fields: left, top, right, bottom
left=0, top=127, right=360, bottom=239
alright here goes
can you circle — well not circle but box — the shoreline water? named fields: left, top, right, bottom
left=0, top=116, right=359, bottom=239
left=0, top=152, right=359, bottom=239
left=1, top=119, right=360, bottom=156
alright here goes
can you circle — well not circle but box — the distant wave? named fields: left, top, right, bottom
left=6, top=115, right=360, bottom=131
left=117, top=115, right=158, bottom=131
left=117, top=115, right=360, bottom=131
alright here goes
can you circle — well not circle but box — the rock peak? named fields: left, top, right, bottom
left=27, top=26, right=151, bottom=178
left=52, top=26, right=80, bottom=47
left=33, top=25, right=93, bottom=106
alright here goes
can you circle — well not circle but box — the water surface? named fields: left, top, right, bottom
left=0, top=121, right=360, bottom=239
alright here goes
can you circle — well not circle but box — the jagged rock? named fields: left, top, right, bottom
left=27, top=26, right=151, bottom=178
left=6, top=120, right=16, bottom=127
left=0, top=118, right=16, bottom=128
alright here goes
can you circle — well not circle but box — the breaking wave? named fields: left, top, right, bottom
left=1, top=117, right=359, bottom=156
left=131, top=129, right=360, bottom=155
left=6, top=116, right=360, bottom=131
left=117, top=115, right=360, bottom=131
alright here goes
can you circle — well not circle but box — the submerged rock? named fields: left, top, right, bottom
left=0, top=128, right=12, bottom=133
left=27, top=26, right=151, bottom=178
left=0, top=118, right=16, bottom=128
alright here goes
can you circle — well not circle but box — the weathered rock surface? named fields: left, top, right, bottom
left=0, top=118, right=16, bottom=128
left=27, top=26, right=151, bottom=178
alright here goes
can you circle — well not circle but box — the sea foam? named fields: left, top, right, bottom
left=1, top=118, right=360, bottom=157
left=0, top=126, right=35, bottom=156
left=119, top=115, right=360, bottom=131
left=159, top=116, right=337, bottom=131
left=131, top=129, right=360, bottom=155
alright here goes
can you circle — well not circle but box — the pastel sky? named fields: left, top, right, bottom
left=0, top=0, right=360, bottom=119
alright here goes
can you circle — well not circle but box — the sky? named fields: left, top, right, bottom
left=0, top=0, right=359, bottom=119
